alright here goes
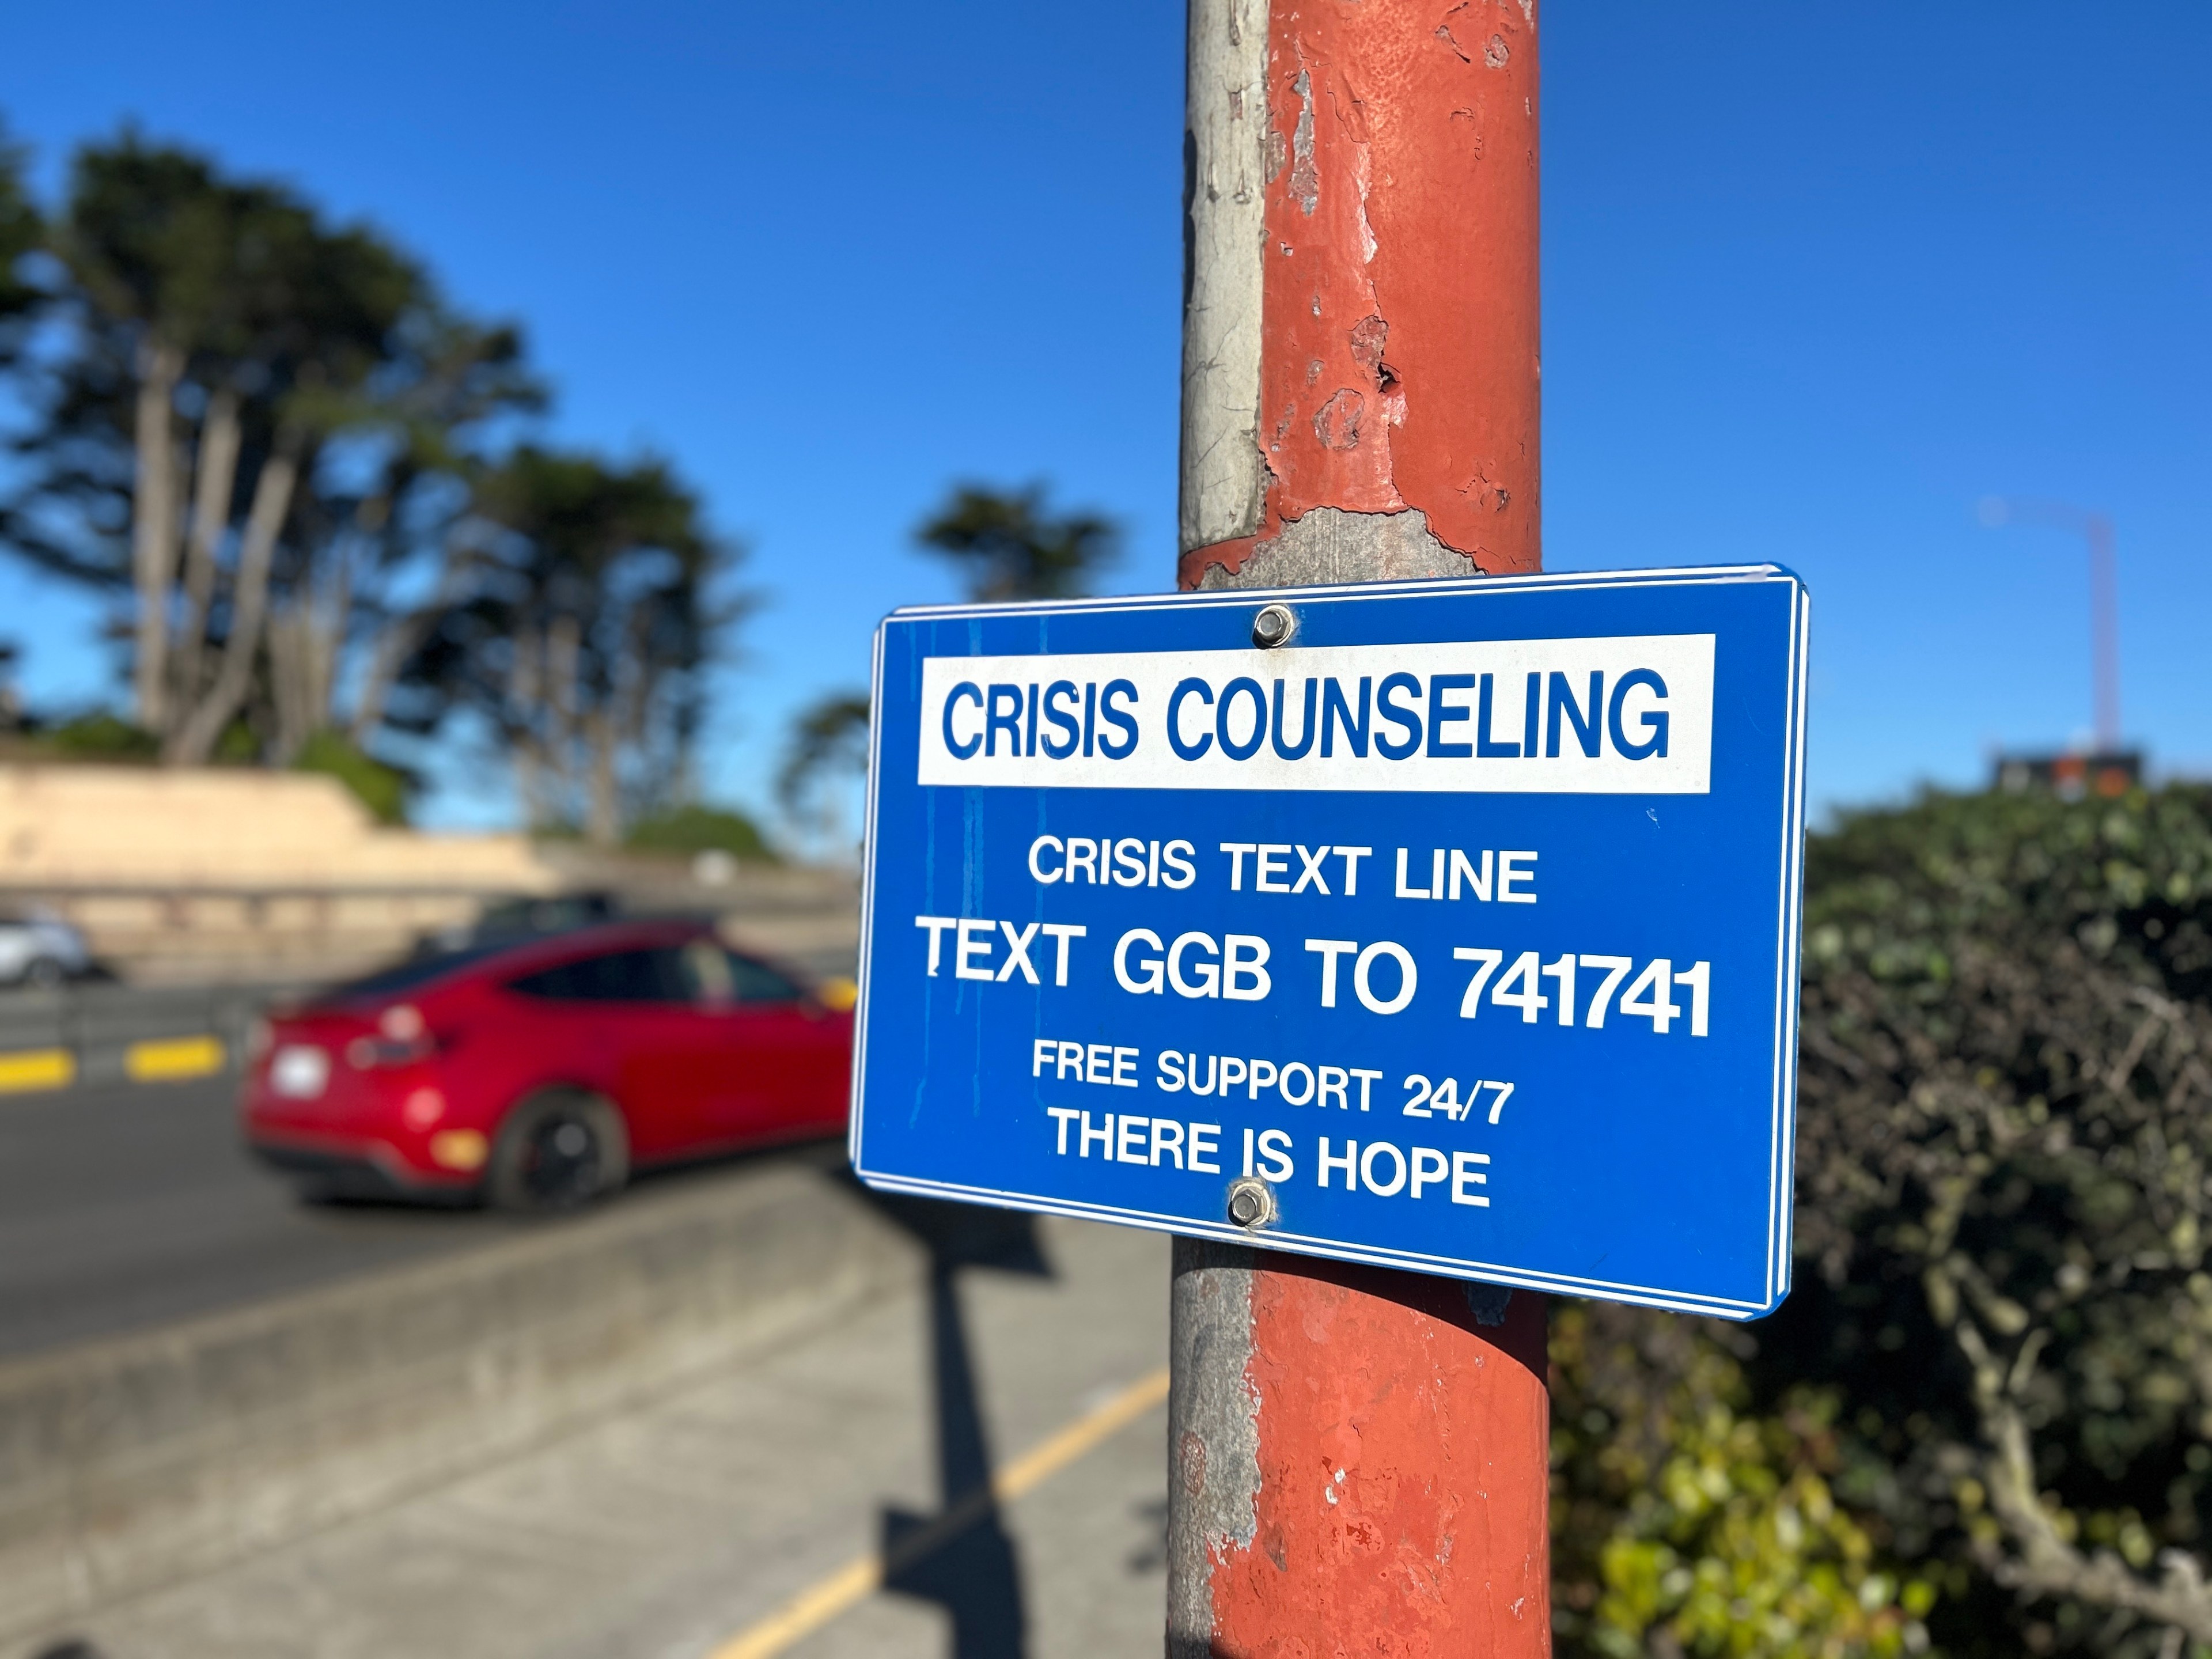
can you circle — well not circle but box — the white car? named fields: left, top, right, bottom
left=0, top=909, right=92, bottom=987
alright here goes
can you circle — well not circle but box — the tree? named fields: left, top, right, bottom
left=1781, top=787, right=2212, bottom=1658
left=267, top=305, right=540, bottom=766
left=1554, top=786, right=2212, bottom=1659
left=915, top=481, right=1120, bottom=602
left=778, top=690, right=869, bottom=846
left=0, top=120, right=40, bottom=379
left=391, top=445, right=743, bottom=844
left=1, top=132, right=538, bottom=765
left=772, top=483, right=1123, bottom=855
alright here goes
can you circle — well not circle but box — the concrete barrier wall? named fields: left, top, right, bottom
left=0, top=1158, right=921, bottom=1641
left=0, top=767, right=554, bottom=891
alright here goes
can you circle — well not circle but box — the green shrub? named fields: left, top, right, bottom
left=1555, top=1301, right=1937, bottom=1659
left=293, top=730, right=412, bottom=825
left=1556, top=786, right=2212, bottom=1659
left=624, top=802, right=777, bottom=862
left=42, top=712, right=158, bottom=760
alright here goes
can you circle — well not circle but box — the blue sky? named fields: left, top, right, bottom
left=1, top=2, right=2206, bottom=834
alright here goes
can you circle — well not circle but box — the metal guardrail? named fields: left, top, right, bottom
left=0, top=882, right=527, bottom=899
left=0, top=981, right=293, bottom=1093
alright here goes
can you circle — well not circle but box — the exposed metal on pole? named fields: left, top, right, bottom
left=1180, top=0, right=1271, bottom=556
left=1167, top=2, right=1550, bottom=1652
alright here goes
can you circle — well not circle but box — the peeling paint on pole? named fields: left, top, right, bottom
left=1169, top=1, right=1550, bottom=1650
left=1179, top=0, right=1541, bottom=589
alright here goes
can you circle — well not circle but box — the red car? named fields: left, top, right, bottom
left=243, top=918, right=854, bottom=1210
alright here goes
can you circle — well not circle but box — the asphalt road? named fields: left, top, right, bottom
left=0, top=1068, right=831, bottom=1362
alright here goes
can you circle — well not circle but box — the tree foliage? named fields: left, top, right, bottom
left=0, top=120, right=41, bottom=375
left=1, top=130, right=540, bottom=766
left=1557, top=786, right=2212, bottom=1659
left=915, top=481, right=1119, bottom=603
left=391, top=445, right=743, bottom=843
left=774, top=483, right=1123, bottom=853
left=0, top=124, right=741, bottom=839
left=778, top=690, right=870, bottom=841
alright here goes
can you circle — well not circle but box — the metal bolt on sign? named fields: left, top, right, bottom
left=1224, top=1176, right=1275, bottom=1229
left=1249, top=604, right=1296, bottom=649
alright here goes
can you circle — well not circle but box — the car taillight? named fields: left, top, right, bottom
left=270, top=1044, right=330, bottom=1099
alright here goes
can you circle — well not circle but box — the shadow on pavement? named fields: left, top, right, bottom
left=853, top=1181, right=1055, bottom=1659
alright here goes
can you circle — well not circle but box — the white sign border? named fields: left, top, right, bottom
left=849, top=563, right=1810, bottom=1319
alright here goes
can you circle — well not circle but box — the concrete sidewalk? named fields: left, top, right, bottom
left=17, top=1213, right=1172, bottom=1659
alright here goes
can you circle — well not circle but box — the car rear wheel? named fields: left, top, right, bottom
left=486, top=1091, right=630, bottom=1213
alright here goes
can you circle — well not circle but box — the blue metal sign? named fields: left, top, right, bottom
left=849, top=566, right=1809, bottom=1319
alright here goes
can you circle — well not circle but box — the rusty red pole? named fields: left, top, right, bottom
left=1167, top=1, right=1550, bottom=1653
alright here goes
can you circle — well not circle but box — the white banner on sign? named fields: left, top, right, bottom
left=915, top=634, right=1715, bottom=794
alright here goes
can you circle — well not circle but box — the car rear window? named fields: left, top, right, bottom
left=327, top=941, right=517, bottom=1002
left=504, top=942, right=806, bottom=1006
left=726, top=952, right=802, bottom=1003
left=507, top=947, right=691, bottom=1003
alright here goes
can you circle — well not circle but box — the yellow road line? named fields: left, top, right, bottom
left=707, top=1366, right=1171, bottom=1659
left=125, top=1034, right=227, bottom=1082
left=0, top=1047, right=74, bottom=1093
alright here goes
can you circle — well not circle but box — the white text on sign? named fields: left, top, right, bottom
left=921, top=914, right=1711, bottom=1033
left=916, top=634, right=1716, bottom=794
left=1039, top=1115, right=1494, bottom=1207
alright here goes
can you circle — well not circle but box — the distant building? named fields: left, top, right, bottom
left=1994, top=751, right=2143, bottom=800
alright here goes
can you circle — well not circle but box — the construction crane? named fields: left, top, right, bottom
left=1979, top=495, right=2123, bottom=753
